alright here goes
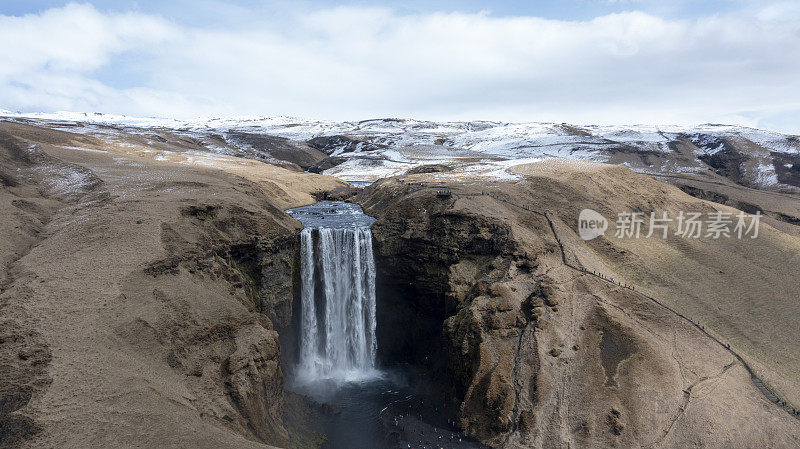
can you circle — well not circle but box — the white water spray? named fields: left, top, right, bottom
left=292, top=202, right=378, bottom=382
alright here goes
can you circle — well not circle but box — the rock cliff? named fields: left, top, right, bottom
left=3, top=117, right=800, bottom=449
left=0, top=121, right=345, bottom=448
left=358, top=162, right=800, bottom=448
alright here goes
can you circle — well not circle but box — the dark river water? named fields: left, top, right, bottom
left=289, top=368, right=488, bottom=449
left=287, top=200, right=377, bottom=229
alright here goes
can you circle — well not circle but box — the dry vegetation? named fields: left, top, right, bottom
left=1, top=120, right=798, bottom=448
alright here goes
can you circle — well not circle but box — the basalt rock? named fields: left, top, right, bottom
left=135, top=200, right=300, bottom=446
left=358, top=182, right=541, bottom=445
left=358, top=175, right=800, bottom=448
left=225, top=324, right=288, bottom=445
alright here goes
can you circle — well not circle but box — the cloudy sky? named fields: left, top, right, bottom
left=1, top=1, right=800, bottom=132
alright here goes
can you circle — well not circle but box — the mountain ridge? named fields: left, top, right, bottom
left=2, top=110, right=798, bottom=193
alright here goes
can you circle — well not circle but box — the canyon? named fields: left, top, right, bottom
left=1, top=117, right=799, bottom=448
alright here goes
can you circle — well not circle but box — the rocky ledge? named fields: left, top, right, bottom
left=357, top=162, right=800, bottom=448
left=0, top=121, right=345, bottom=449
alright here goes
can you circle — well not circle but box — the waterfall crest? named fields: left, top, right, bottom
left=289, top=201, right=378, bottom=382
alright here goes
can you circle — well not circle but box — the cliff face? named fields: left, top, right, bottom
left=358, top=166, right=800, bottom=448
left=3, top=117, right=800, bottom=449
left=0, top=121, right=346, bottom=449
left=130, top=202, right=298, bottom=447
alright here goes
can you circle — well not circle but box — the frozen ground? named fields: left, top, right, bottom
left=3, top=110, right=799, bottom=188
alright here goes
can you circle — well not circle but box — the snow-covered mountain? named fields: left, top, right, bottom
left=2, top=110, right=799, bottom=191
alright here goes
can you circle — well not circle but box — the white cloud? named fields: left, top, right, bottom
left=757, top=1, right=800, bottom=22
left=1, top=2, right=800, bottom=132
left=0, top=3, right=174, bottom=78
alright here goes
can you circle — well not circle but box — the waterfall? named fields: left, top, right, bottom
left=297, top=223, right=378, bottom=382
left=299, top=228, right=318, bottom=374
